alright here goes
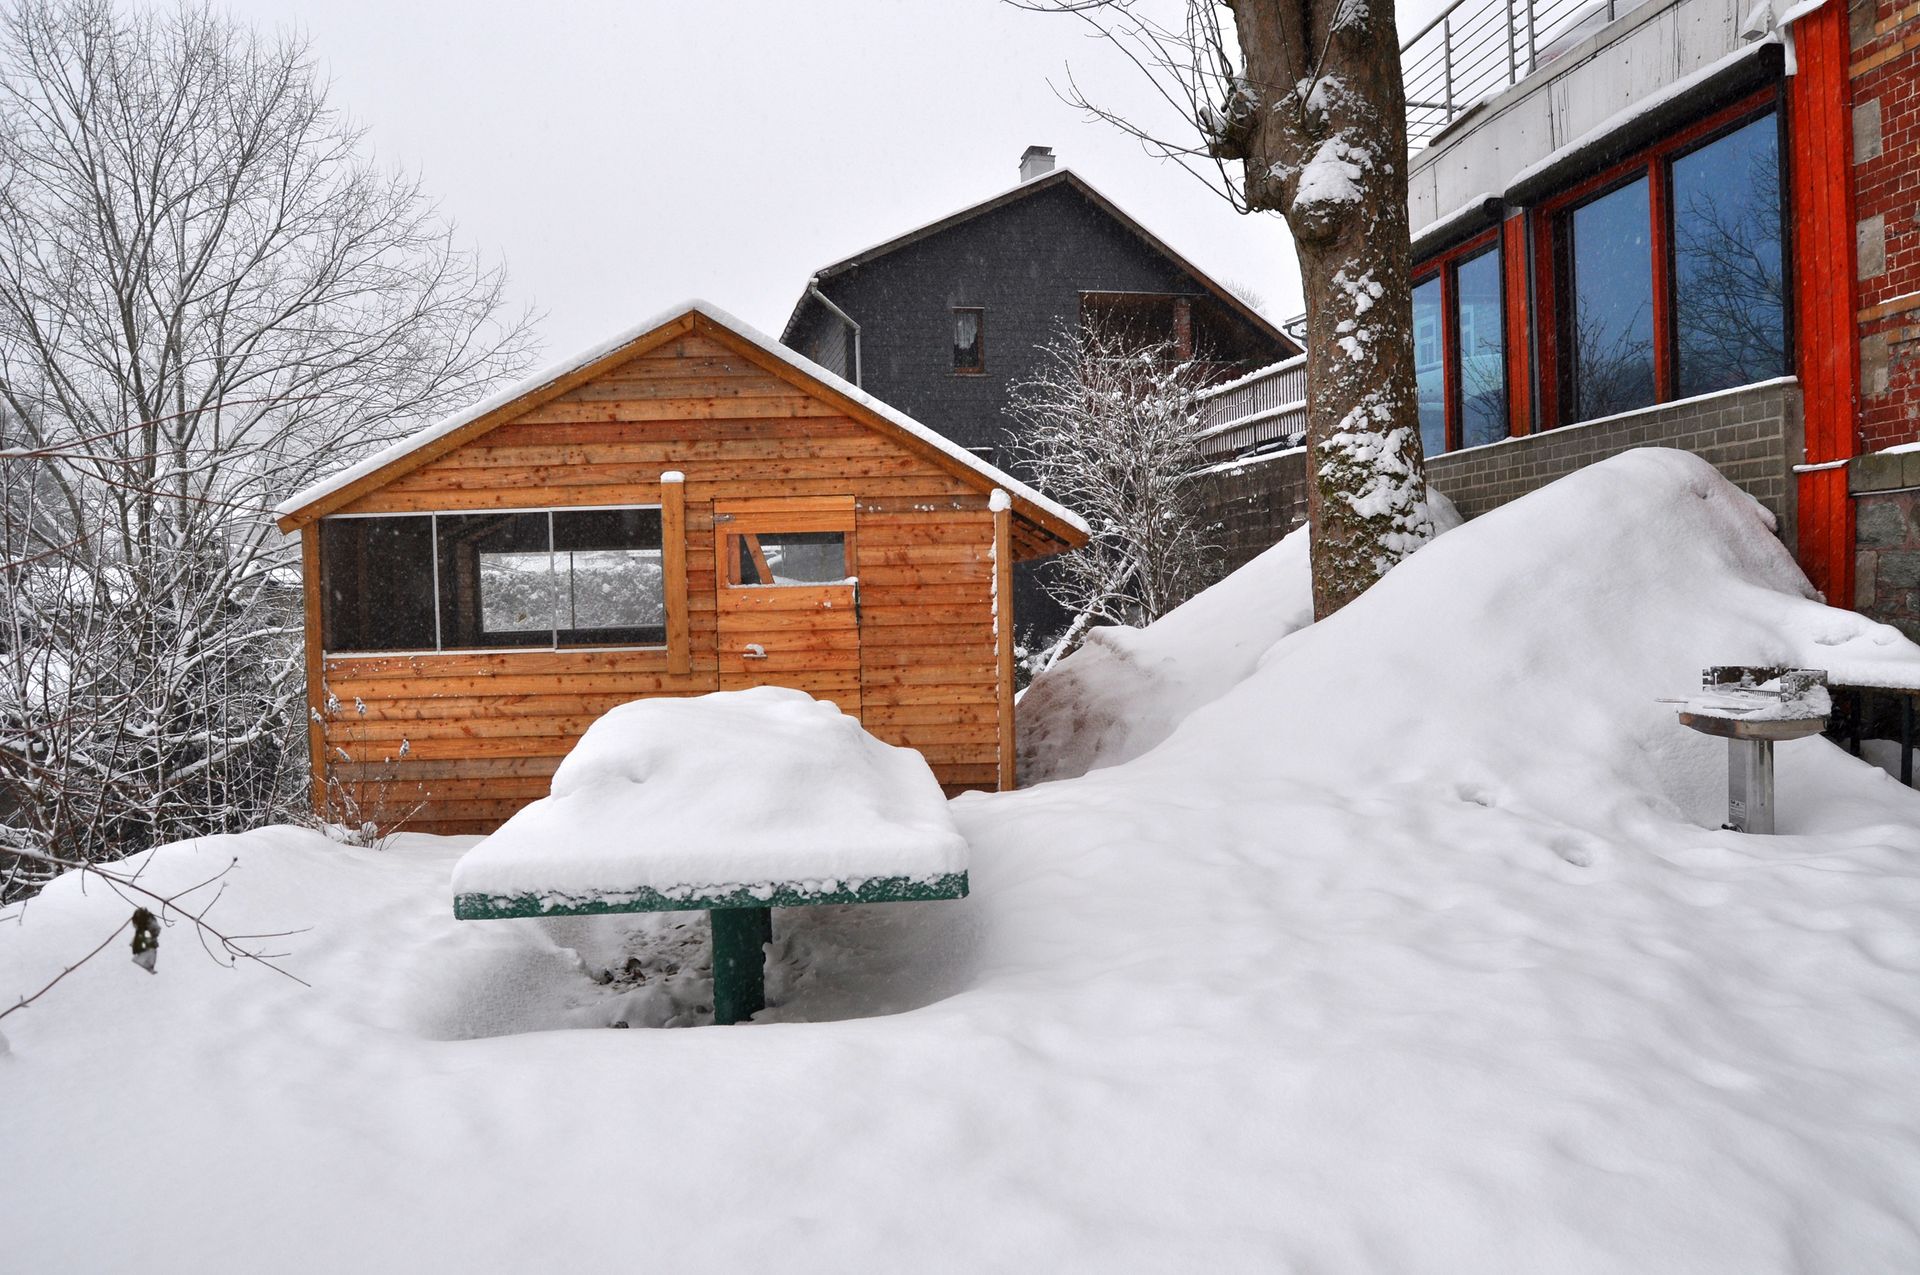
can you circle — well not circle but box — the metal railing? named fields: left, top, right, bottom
left=1401, top=0, right=1634, bottom=151
left=1194, top=356, right=1308, bottom=459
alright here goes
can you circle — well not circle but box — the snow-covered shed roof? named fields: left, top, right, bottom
left=779, top=168, right=1299, bottom=356
left=273, top=300, right=1089, bottom=554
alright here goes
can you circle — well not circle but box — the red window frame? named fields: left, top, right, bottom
left=1412, top=227, right=1506, bottom=454
left=1533, top=88, right=1784, bottom=429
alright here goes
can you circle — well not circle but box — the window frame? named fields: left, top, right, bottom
left=319, top=502, right=668, bottom=658
left=1411, top=226, right=1508, bottom=455
left=1536, top=88, right=1787, bottom=429
left=951, top=306, right=986, bottom=375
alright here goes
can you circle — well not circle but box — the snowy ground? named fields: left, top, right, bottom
left=6, top=451, right=1920, bottom=1272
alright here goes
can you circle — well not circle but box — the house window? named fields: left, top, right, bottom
left=1563, top=175, right=1657, bottom=420
left=953, top=307, right=985, bottom=373
left=318, top=505, right=665, bottom=654
left=1546, top=96, right=1784, bottom=426
left=1411, top=235, right=1508, bottom=456
left=1413, top=275, right=1446, bottom=455
left=1670, top=112, right=1786, bottom=398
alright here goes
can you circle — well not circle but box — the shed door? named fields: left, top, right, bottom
left=713, top=497, right=860, bottom=717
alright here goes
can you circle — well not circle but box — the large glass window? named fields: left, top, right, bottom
left=319, top=516, right=437, bottom=653
left=1565, top=175, right=1657, bottom=420
left=1455, top=247, right=1508, bottom=448
left=437, top=513, right=554, bottom=649
left=318, top=506, right=665, bottom=653
left=1670, top=114, right=1786, bottom=398
left=1413, top=275, right=1447, bottom=456
left=553, top=508, right=665, bottom=645
left=1411, top=237, right=1508, bottom=457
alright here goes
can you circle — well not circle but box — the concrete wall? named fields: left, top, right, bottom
left=1199, top=380, right=1802, bottom=575
left=1408, top=0, right=1751, bottom=234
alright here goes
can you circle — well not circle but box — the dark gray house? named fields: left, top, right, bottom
left=780, top=147, right=1299, bottom=642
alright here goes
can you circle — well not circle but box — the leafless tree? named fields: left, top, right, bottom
left=1006, top=321, right=1219, bottom=671
left=0, top=0, right=535, bottom=898
left=1015, top=0, right=1436, bottom=617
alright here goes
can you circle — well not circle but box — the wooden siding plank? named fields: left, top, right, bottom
left=662, top=476, right=690, bottom=675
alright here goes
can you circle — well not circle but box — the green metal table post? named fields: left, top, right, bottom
left=710, top=906, right=772, bottom=1025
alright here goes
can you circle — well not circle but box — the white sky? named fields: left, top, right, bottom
left=205, top=0, right=1331, bottom=362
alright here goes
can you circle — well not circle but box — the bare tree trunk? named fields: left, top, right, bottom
left=1210, top=0, right=1433, bottom=618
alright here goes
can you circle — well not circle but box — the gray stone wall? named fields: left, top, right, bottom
left=1851, top=451, right=1920, bottom=644
left=1197, top=379, right=1804, bottom=576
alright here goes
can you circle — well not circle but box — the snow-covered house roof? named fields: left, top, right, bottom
left=273, top=300, right=1089, bottom=553
left=778, top=168, right=1299, bottom=356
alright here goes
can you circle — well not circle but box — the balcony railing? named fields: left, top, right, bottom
left=1402, top=0, right=1631, bottom=151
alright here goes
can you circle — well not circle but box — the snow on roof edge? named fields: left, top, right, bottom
left=274, top=300, right=1089, bottom=539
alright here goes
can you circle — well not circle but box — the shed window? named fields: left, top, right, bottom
left=953, top=308, right=985, bottom=373
left=729, top=531, right=848, bottom=586
left=553, top=508, right=666, bottom=644
left=438, top=513, right=555, bottom=648
left=319, top=516, right=437, bottom=652
left=318, top=505, right=665, bottom=654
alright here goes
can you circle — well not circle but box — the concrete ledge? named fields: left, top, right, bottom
left=1851, top=451, right=1920, bottom=495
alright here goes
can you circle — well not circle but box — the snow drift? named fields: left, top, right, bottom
left=1018, top=490, right=1461, bottom=783
left=6, top=450, right=1920, bottom=1274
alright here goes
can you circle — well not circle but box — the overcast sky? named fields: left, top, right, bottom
left=203, top=0, right=1338, bottom=361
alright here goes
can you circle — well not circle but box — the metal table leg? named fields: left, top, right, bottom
left=1727, top=738, right=1775, bottom=834
left=1902, top=696, right=1914, bottom=788
left=710, top=906, right=772, bottom=1025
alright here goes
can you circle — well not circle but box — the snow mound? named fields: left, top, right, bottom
left=1019, top=489, right=1461, bottom=784
left=1151, top=448, right=1920, bottom=831
left=451, top=686, right=966, bottom=905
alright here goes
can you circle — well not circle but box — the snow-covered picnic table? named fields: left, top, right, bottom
left=451, top=687, right=969, bottom=1023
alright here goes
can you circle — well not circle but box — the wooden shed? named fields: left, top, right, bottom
left=274, top=301, right=1087, bottom=835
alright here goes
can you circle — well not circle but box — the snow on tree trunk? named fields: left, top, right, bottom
left=1209, top=0, right=1436, bottom=618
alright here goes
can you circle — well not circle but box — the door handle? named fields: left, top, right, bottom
left=742, top=643, right=767, bottom=660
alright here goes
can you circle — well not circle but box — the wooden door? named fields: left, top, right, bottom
left=713, top=496, right=861, bottom=716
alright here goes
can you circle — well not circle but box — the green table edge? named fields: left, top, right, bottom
left=454, top=871, right=969, bottom=920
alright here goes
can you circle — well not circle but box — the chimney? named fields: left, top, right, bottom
left=1019, top=145, right=1055, bottom=183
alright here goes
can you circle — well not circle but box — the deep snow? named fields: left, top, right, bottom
left=6, top=450, right=1920, bottom=1273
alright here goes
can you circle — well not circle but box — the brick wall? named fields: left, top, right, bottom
left=1852, top=451, right=1920, bottom=641
left=1198, top=379, right=1803, bottom=575
left=1851, top=0, right=1920, bottom=452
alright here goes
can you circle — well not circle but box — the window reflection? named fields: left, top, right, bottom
left=1671, top=113, right=1785, bottom=398
left=1455, top=247, right=1507, bottom=448
left=1566, top=176, right=1656, bottom=421
left=1413, top=274, right=1446, bottom=456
